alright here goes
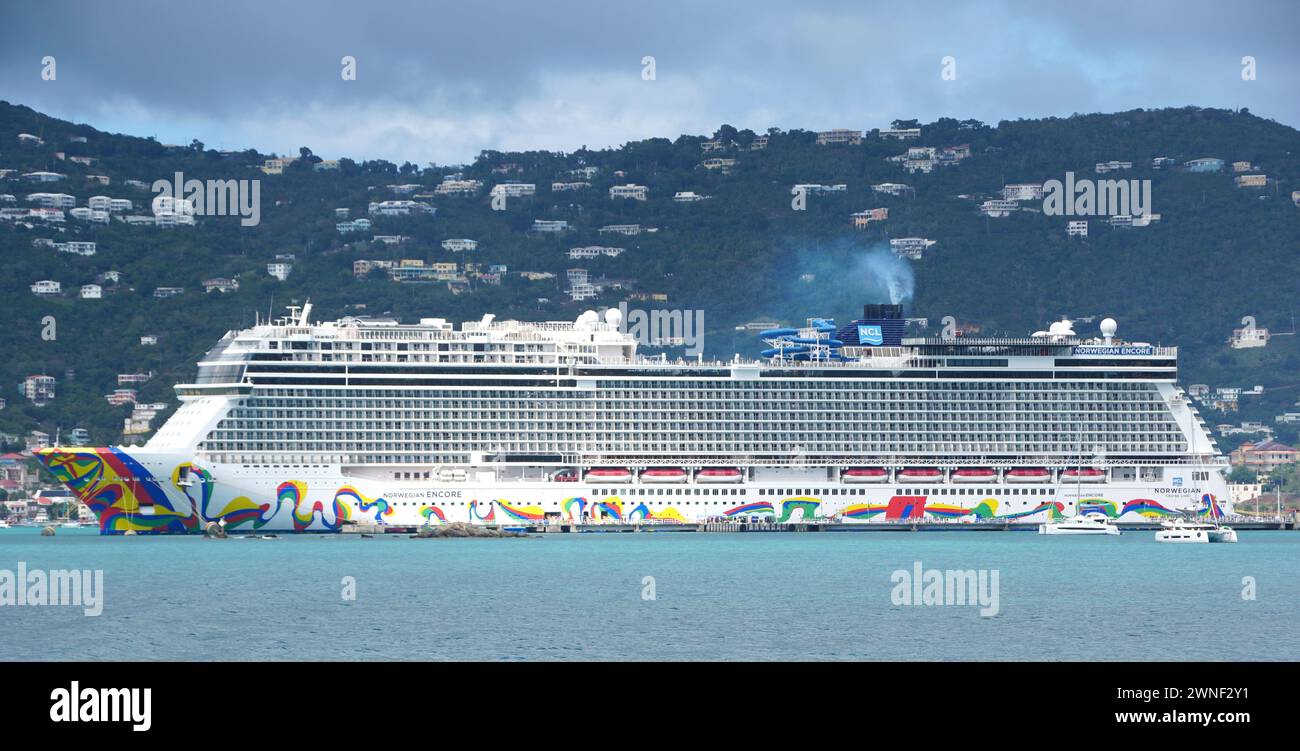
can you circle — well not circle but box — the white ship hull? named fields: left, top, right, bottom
left=1208, top=527, right=1238, bottom=543
left=1037, top=514, right=1122, bottom=535
left=37, top=448, right=1231, bottom=534
left=1154, top=528, right=1210, bottom=543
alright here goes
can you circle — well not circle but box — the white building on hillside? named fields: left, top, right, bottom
left=888, top=237, right=936, bottom=260
left=489, top=183, right=535, bottom=198
left=816, top=129, right=862, bottom=145
left=26, top=192, right=76, bottom=208
left=1002, top=184, right=1044, bottom=201
left=442, top=238, right=478, bottom=252
left=609, top=184, right=648, bottom=200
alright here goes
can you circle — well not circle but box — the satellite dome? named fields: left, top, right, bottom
left=604, top=307, right=623, bottom=327
left=1100, top=318, right=1118, bottom=337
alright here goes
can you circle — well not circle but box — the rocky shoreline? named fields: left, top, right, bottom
left=412, top=522, right=529, bottom=539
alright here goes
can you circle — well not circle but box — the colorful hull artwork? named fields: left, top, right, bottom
left=343, top=487, right=394, bottom=522
left=843, top=497, right=1068, bottom=522
left=34, top=448, right=354, bottom=535
left=969, top=500, right=1066, bottom=521
left=594, top=499, right=624, bottom=521
left=174, top=463, right=279, bottom=531
left=468, top=500, right=496, bottom=522
left=34, top=448, right=1227, bottom=534
left=843, top=495, right=927, bottom=520
left=1198, top=493, right=1227, bottom=519
left=628, top=503, right=688, bottom=523
left=562, top=497, right=587, bottom=521
left=778, top=497, right=820, bottom=522
left=1078, top=496, right=1223, bottom=519
left=1078, top=499, right=1119, bottom=517
left=495, top=500, right=546, bottom=522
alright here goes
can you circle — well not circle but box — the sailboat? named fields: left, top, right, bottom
left=57, top=497, right=83, bottom=528
left=1153, top=508, right=1235, bottom=543
left=1039, top=429, right=1121, bottom=536
left=1155, top=409, right=1236, bottom=543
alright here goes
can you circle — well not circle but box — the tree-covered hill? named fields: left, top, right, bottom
left=1, top=101, right=1297, bottom=449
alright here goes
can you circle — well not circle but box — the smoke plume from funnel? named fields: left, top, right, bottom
left=859, top=245, right=914, bottom=305
left=773, top=238, right=916, bottom=327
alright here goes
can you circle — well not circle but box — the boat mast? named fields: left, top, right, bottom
left=1075, top=425, right=1083, bottom=511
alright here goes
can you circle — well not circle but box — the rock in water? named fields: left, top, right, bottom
left=41, top=525, right=56, bottom=536
left=203, top=521, right=228, bottom=539
left=413, top=522, right=526, bottom=539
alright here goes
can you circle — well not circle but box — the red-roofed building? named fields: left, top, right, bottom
left=0, top=452, right=29, bottom=490
left=1231, top=440, right=1298, bottom=474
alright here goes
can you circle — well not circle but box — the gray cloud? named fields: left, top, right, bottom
left=2, top=0, right=1296, bottom=163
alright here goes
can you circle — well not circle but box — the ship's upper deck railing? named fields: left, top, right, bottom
left=462, top=320, right=620, bottom=334
left=592, top=355, right=916, bottom=368
left=906, top=336, right=1082, bottom=346
left=225, top=318, right=1178, bottom=363
left=905, top=336, right=1177, bottom=357
left=577, top=454, right=1229, bottom=468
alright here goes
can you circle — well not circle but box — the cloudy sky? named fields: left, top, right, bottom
left=3, top=0, right=1296, bottom=165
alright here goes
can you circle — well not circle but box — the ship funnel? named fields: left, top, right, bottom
left=862, top=304, right=903, bottom=320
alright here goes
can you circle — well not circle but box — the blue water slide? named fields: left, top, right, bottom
left=789, top=337, right=844, bottom=347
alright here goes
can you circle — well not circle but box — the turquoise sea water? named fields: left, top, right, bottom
left=1, top=527, right=1296, bottom=661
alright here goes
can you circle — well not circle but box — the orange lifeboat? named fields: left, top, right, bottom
left=952, top=468, right=996, bottom=483
left=641, top=468, right=689, bottom=484
left=696, top=468, right=743, bottom=483
left=898, top=467, right=943, bottom=483
left=585, top=468, right=633, bottom=483
left=1006, top=468, right=1052, bottom=483
left=842, top=468, right=888, bottom=483
left=1063, top=468, right=1106, bottom=482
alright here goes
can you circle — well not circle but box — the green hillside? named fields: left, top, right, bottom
left=1, top=102, right=1298, bottom=450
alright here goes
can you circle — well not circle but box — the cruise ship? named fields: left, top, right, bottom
left=37, top=303, right=1230, bottom=534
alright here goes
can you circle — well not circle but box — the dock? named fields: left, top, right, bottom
left=341, top=518, right=1297, bottom=535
